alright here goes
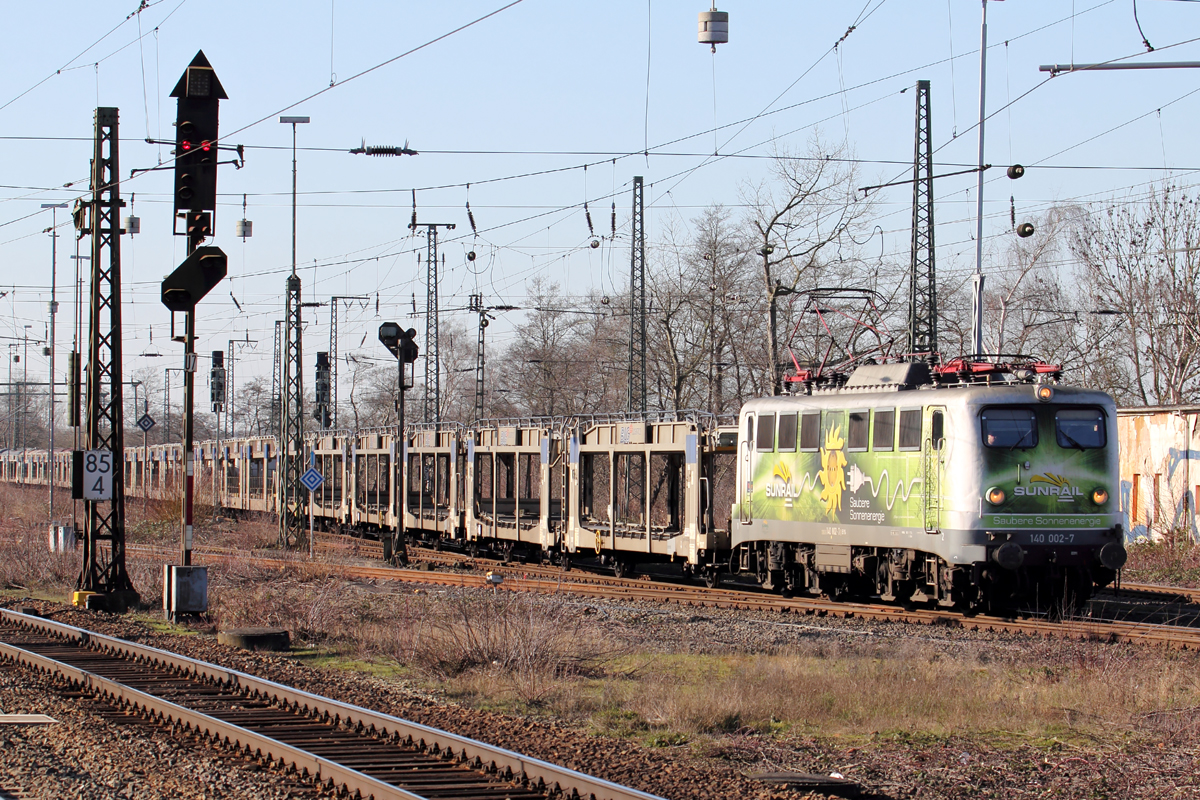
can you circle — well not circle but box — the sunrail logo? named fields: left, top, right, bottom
left=766, top=462, right=802, bottom=498
left=1015, top=472, right=1081, bottom=502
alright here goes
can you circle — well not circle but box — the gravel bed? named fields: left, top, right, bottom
left=1, top=598, right=813, bottom=800
left=7, top=587, right=1200, bottom=800
left=0, top=652, right=325, bottom=799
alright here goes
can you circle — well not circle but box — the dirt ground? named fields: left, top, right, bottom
left=3, top=485, right=1200, bottom=799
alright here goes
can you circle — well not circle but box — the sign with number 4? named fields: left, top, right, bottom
left=82, top=450, right=113, bottom=500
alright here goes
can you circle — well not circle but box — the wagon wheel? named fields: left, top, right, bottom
left=703, top=568, right=720, bottom=589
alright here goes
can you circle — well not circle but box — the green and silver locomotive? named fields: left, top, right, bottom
left=732, top=360, right=1127, bottom=611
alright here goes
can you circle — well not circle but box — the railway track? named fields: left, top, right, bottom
left=122, top=540, right=1200, bottom=650
left=0, top=607, right=662, bottom=800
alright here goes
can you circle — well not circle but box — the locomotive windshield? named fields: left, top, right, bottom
left=1055, top=408, right=1106, bottom=449
left=981, top=408, right=1037, bottom=449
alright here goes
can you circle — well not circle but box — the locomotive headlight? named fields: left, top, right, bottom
left=1036, top=385, right=1054, bottom=402
left=1092, top=488, right=1109, bottom=505
left=986, top=486, right=1006, bottom=505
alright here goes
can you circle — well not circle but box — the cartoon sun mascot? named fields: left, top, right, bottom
left=818, top=423, right=847, bottom=516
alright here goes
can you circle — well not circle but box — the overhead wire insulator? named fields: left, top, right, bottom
left=611, top=202, right=616, bottom=237
left=410, top=189, right=417, bottom=230
left=585, top=201, right=594, bottom=236
left=466, top=184, right=477, bottom=234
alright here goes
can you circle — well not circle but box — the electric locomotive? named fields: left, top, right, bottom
left=730, top=360, right=1127, bottom=611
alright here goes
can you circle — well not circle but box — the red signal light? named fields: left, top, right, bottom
left=181, top=140, right=192, bottom=151
left=201, top=141, right=211, bottom=151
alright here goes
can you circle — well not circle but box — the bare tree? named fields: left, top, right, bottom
left=742, top=136, right=873, bottom=392
left=494, top=279, right=626, bottom=417
left=987, top=206, right=1080, bottom=357
left=1071, top=183, right=1200, bottom=405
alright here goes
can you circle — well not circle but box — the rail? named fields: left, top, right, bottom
left=0, top=608, right=664, bottom=800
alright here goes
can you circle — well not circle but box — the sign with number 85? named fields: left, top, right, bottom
left=82, top=450, right=113, bottom=500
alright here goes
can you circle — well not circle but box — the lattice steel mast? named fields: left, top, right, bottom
left=270, top=319, right=282, bottom=439
left=469, top=294, right=486, bottom=422
left=410, top=222, right=454, bottom=424
left=279, top=274, right=304, bottom=547
left=907, top=80, right=938, bottom=361
left=226, top=339, right=235, bottom=438
left=628, top=176, right=646, bottom=412
left=76, top=107, right=138, bottom=609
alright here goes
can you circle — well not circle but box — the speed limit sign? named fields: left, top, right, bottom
left=82, top=450, right=113, bottom=500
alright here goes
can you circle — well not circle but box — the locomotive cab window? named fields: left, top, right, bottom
left=981, top=408, right=1038, bottom=449
left=873, top=409, right=895, bottom=452
left=848, top=411, right=869, bottom=452
left=800, top=413, right=821, bottom=451
left=898, top=409, right=922, bottom=450
left=756, top=413, right=775, bottom=452
left=1056, top=408, right=1106, bottom=449
left=777, top=413, right=798, bottom=452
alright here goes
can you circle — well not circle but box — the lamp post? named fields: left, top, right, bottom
left=21, top=324, right=32, bottom=455
left=279, top=116, right=309, bottom=277
left=41, top=202, right=67, bottom=522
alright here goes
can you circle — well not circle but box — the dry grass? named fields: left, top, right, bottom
left=1125, top=535, right=1200, bottom=587
left=207, top=568, right=618, bottom=707
left=4, top=481, right=1200, bottom=751
left=571, top=641, right=1200, bottom=747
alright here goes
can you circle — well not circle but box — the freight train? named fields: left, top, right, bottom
left=0, top=358, right=1127, bottom=611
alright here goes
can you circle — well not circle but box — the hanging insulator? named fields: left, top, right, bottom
left=1007, top=164, right=1025, bottom=180
left=1010, top=196, right=1016, bottom=230
left=465, top=183, right=477, bottom=234
left=410, top=189, right=417, bottom=230
left=585, top=201, right=594, bottom=236
left=1017, top=222, right=1035, bottom=238
left=611, top=202, right=616, bottom=237
left=699, top=8, right=730, bottom=54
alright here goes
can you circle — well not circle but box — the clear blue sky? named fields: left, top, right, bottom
left=3, top=0, right=1199, bottom=396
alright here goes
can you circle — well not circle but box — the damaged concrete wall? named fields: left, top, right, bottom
left=1117, top=406, right=1200, bottom=542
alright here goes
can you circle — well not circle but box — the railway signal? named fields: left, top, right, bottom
left=314, top=351, right=331, bottom=428
left=210, top=350, right=225, bottom=413
left=161, top=247, right=227, bottom=312
left=171, top=51, right=226, bottom=226
left=378, top=322, right=417, bottom=565
left=163, top=51, right=229, bottom=620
